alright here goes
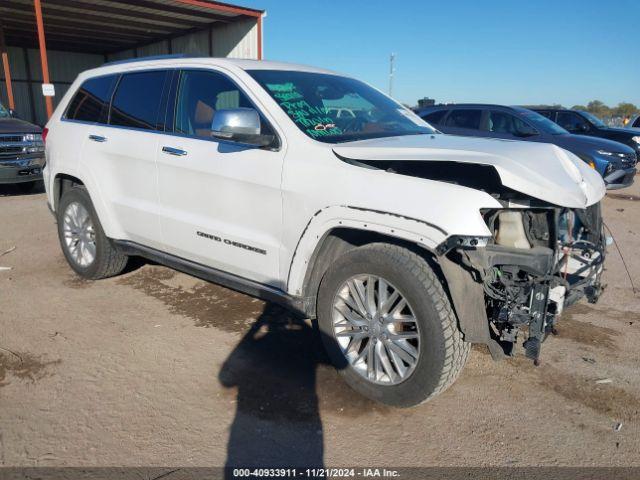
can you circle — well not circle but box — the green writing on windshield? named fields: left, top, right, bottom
left=265, top=83, right=343, bottom=138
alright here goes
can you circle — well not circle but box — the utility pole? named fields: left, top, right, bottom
left=389, top=53, right=396, bottom=98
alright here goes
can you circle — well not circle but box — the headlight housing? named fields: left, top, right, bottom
left=23, top=133, right=43, bottom=142
left=596, top=149, right=614, bottom=156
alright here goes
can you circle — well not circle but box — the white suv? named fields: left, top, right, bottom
left=43, top=56, right=606, bottom=406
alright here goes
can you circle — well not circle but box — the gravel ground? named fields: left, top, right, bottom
left=0, top=181, right=639, bottom=468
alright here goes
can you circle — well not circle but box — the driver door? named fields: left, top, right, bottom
left=155, top=69, right=285, bottom=287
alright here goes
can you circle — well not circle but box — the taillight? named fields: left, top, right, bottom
left=42, top=127, right=48, bottom=144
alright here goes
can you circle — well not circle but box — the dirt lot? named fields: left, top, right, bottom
left=1, top=181, right=639, bottom=468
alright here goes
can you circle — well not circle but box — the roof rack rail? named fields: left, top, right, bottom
left=102, top=54, right=195, bottom=67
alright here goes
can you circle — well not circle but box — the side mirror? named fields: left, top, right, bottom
left=578, top=123, right=589, bottom=132
left=8, top=109, right=17, bottom=118
left=211, top=108, right=274, bottom=147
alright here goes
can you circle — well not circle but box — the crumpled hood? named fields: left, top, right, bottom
left=333, top=134, right=606, bottom=208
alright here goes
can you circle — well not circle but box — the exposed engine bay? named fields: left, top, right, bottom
left=452, top=203, right=605, bottom=363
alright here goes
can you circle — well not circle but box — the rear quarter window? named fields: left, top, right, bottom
left=64, top=75, right=118, bottom=123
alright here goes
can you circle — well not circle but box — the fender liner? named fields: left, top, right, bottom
left=438, top=252, right=505, bottom=360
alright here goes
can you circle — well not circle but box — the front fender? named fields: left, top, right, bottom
left=286, top=205, right=449, bottom=296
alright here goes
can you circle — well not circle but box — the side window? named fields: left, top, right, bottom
left=557, top=112, right=588, bottom=133
left=444, top=109, right=481, bottom=130
left=109, top=70, right=168, bottom=131
left=488, top=111, right=538, bottom=136
left=64, top=75, right=117, bottom=123
left=536, top=111, right=554, bottom=120
left=633, top=117, right=640, bottom=128
left=422, top=110, right=447, bottom=125
left=174, top=70, right=267, bottom=139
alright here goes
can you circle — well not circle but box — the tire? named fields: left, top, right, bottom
left=317, top=243, right=470, bottom=407
left=57, top=186, right=128, bottom=279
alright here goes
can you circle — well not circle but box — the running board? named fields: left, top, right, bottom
left=113, top=240, right=312, bottom=318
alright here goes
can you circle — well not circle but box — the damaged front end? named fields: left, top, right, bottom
left=442, top=202, right=605, bottom=364
left=332, top=137, right=608, bottom=363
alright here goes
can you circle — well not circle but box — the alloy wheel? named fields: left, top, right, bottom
left=331, top=274, right=420, bottom=385
left=62, top=201, right=96, bottom=267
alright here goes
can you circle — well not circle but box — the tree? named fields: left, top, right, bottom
left=586, top=100, right=610, bottom=118
left=613, top=102, right=638, bottom=117
left=571, top=105, right=587, bottom=112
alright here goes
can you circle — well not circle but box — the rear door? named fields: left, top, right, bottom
left=440, top=108, right=484, bottom=136
left=58, top=74, right=116, bottom=192
left=81, top=69, right=169, bottom=249
left=154, top=68, right=285, bottom=286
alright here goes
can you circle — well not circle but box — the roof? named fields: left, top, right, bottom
left=82, top=56, right=339, bottom=77
left=0, top=0, right=263, bottom=54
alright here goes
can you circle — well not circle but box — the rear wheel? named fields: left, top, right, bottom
left=57, top=186, right=128, bottom=279
left=317, top=243, right=469, bottom=407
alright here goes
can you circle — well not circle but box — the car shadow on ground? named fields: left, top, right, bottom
left=219, top=303, right=347, bottom=474
left=0, top=181, right=45, bottom=197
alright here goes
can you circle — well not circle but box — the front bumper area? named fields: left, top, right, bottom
left=0, top=156, right=45, bottom=184
left=442, top=204, right=606, bottom=364
left=604, top=166, right=636, bottom=190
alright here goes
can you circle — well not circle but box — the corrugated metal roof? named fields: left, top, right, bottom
left=0, top=0, right=263, bottom=54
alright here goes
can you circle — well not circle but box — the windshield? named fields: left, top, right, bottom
left=247, top=70, right=435, bottom=143
left=0, top=102, right=10, bottom=119
left=518, top=110, right=568, bottom=135
left=578, top=111, right=607, bottom=127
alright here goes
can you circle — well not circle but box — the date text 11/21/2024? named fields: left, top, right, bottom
left=231, top=468, right=400, bottom=478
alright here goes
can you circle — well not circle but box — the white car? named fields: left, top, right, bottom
left=43, top=57, right=606, bottom=407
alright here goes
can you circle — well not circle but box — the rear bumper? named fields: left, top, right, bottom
left=0, top=156, right=45, bottom=184
left=604, top=166, right=636, bottom=190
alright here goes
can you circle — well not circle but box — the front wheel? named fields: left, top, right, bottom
left=317, top=243, right=469, bottom=407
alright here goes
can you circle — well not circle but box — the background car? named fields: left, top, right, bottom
left=415, top=104, right=637, bottom=190
left=0, top=101, right=45, bottom=192
left=532, top=108, right=640, bottom=156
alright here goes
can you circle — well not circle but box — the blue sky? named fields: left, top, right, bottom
left=242, top=0, right=639, bottom=107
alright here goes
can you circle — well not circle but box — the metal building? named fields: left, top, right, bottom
left=0, top=0, right=264, bottom=126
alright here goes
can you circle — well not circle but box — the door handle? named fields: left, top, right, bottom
left=88, top=134, right=107, bottom=143
left=162, top=146, right=187, bottom=156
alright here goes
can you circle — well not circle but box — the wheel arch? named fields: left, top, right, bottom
left=52, top=171, right=121, bottom=239
left=53, top=173, right=85, bottom=212
left=289, top=208, right=500, bottom=356
left=288, top=205, right=449, bottom=318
